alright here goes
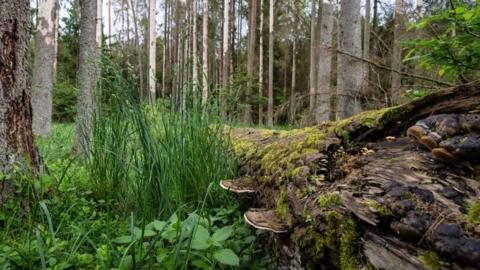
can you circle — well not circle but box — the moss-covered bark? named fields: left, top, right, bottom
left=228, top=82, right=480, bottom=269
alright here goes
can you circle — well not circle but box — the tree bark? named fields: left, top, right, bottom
left=75, top=0, right=100, bottom=151
left=391, top=0, right=405, bottom=104
left=363, top=0, right=371, bottom=94
left=201, top=0, right=209, bottom=106
left=221, top=0, right=230, bottom=119
left=244, top=0, right=257, bottom=124
left=162, top=0, right=169, bottom=98
left=289, top=39, right=296, bottom=123
left=192, top=0, right=198, bottom=94
left=266, top=0, right=275, bottom=127
left=308, top=0, right=318, bottom=118
left=336, top=0, right=363, bottom=120
left=0, top=0, right=41, bottom=173
left=130, top=0, right=146, bottom=101
left=148, top=0, right=156, bottom=104
left=258, top=0, right=264, bottom=125
left=314, top=2, right=334, bottom=124
left=32, top=0, right=58, bottom=138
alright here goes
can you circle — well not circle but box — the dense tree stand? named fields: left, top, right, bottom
left=228, top=82, right=480, bottom=269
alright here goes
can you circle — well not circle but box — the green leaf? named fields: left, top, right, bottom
left=191, top=259, right=213, bottom=270
left=213, top=248, right=240, bottom=266
left=113, top=235, right=132, bottom=244
left=146, top=220, right=167, bottom=232
left=211, top=226, right=233, bottom=242
left=191, top=225, right=210, bottom=250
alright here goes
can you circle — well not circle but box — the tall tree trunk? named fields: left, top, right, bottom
left=315, top=2, right=334, bottom=123
left=336, top=0, right=363, bottom=119
left=201, top=0, right=209, bottom=106
left=258, top=0, right=264, bottom=125
left=363, top=0, right=371, bottom=94
left=75, top=0, right=100, bottom=151
left=192, top=0, right=198, bottom=93
left=0, top=0, right=41, bottom=173
left=229, top=0, right=235, bottom=79
left=308, top=0, right=318, bottom=118
left=244, top=0, right=257, bottom=124
left=32, top=0, right=58, bottom=137
left=148, top=0, right=156, bottom=104
left=266, top=0, right=274, bottom=127
left=391, top=0, right=405, bottom=104
left=289, top=39, right=296, bottom=123
left=130, top=0, right=145, bottom=101
left=162, top=0, right=169, bottom=98
left=221, top=0, right=230, bottom=119
left=108, top=0, right=112, bottom=45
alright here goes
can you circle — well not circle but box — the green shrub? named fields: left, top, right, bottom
left=53, top=81, right=77, bottom=122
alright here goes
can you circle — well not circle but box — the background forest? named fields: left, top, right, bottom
left=0, top=0, right=479, bottom=269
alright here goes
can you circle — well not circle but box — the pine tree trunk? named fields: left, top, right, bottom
left=108, top=0, right=112, bottom=45
left=308, top=0, right=317, bottom=118
left=266, top=0, right=275, bottom=127
left=258, top=0, right=264, bottom=125
left=75, top=0, right=100, bottom=151
left=314, top=2, right=334, bottom=123
left=244, top=0, right=257, bottom=124
left=201, top=0, right=209, bottom=106
left=148, top=0, right=156, bottom=104
left=221, top=0, right=230, bottom=119
left=391, top=0, right=405, bottom=104
left=336, top=0, right=363, bottom=120
left=0, top=0, right=41, bottom=173
left=32, top=0, right=58, bottom=138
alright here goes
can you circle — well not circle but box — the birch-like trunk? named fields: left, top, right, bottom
left=391, top=0, right=405, bottom=104
left=75, top=0, right=100, bottom=151
left=266, top=0, right=275, bottom=127
left=244, top=0, right=257, bottom=124
left=32, top=0, right=58, bottom=137
left=0, top=0, right=41, bottom=173
left=315, top=2, right=334, bottom=123
left=201, top=0, right=209, bottom=105
left=221, top=0, right=230, bottom=119
left=336, top=0, right=363, bottom=120
left=148, top=0, right=156, bottom=103
left=258, top=0, right=264, bottom=125
left=308, top=0, right=317, bottom=117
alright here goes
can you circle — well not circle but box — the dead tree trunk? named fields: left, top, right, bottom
left=266, top=0, right=275, bottom=127
left=230, top=81, right=480, bottom=269
left=0, top=0, right=41, bottom=174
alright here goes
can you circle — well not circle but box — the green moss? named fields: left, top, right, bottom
left=275, top=188, right=290, bottom=219
left=362, top=199, right=392, bottom=216
left=418, top=251, right=441, bottom=270
left=339, top=218, right=359, bottom=270
left=467, top=200, right=480, bottom=226
left=318, top=193, right=342, bottom=208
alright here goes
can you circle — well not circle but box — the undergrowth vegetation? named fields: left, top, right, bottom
left=0, top=58, right=274, bottom=269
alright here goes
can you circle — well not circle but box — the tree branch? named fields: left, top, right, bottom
left=333, top=47, right=455, bottom=87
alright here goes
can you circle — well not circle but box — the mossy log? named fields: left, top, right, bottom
left=228, top=82, right=480, bottom=270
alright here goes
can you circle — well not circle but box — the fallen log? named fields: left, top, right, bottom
left=227, top=82, right=480, bottom=269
